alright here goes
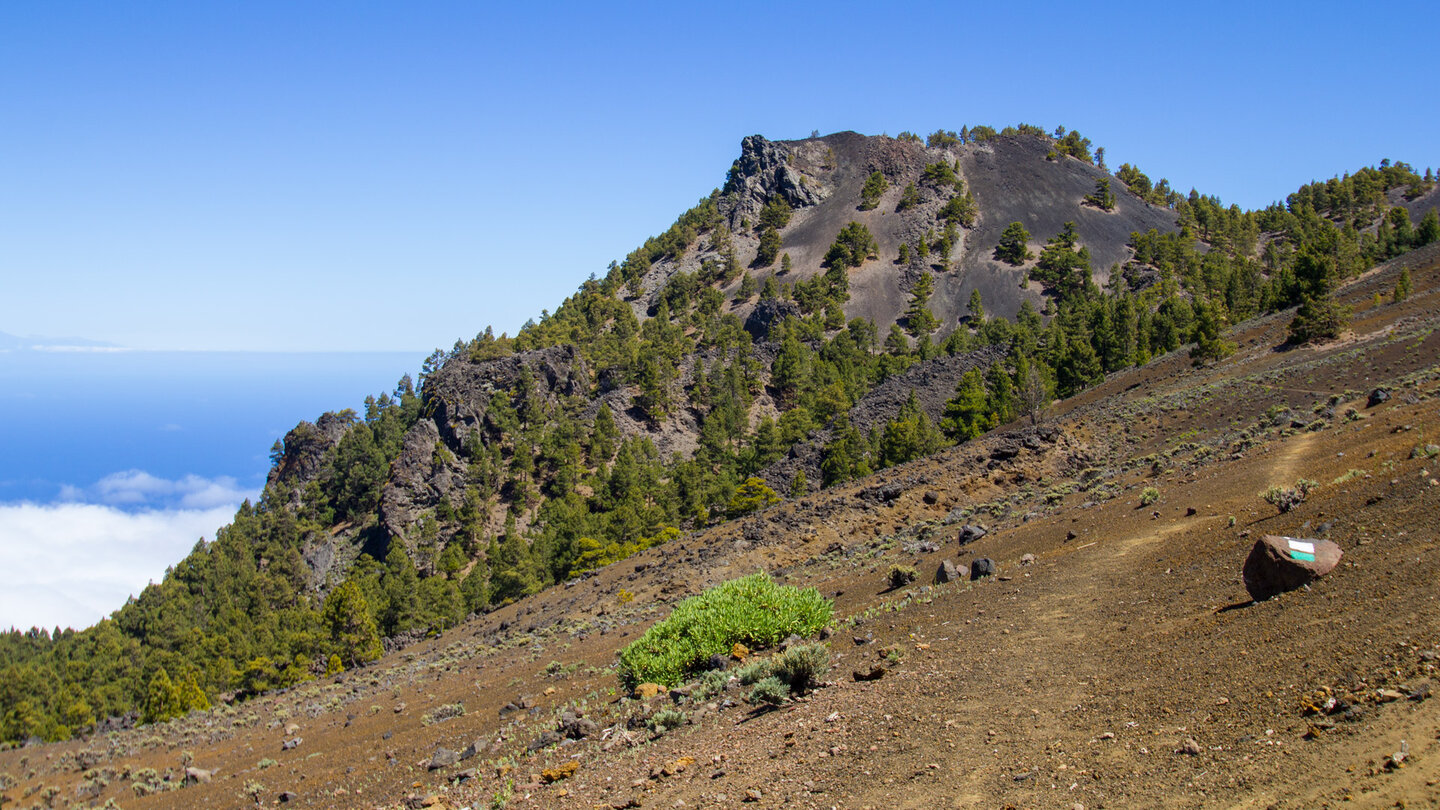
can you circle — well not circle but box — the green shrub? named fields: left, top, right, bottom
left=1261, top=479, right=1318, bottom=512
left=747, top=676, right=790, bottom=706
left=769, top=643, right=830, bottom=694
left=648, top=708, right=687, bottom=734
left=886, top=564, right=918, bottom=589
left=1139, top=487, right=1161, bottom=507
left=616, top=573, right=833, bottom=688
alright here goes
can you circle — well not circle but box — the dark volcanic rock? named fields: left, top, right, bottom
left=266, top=411, right=351, bottom=495
left=427, top=747, right=460, bottom=770
left=970, top=558, right=997, bottom=580
left=935, top=559, right=961, bottom=583
left=380, top=346, right=589, bottom=549
left=958, top=525, right=988, bottom=545
left=1368, top=388, right=1391, bottom=407
left=722, top=134, right=829, bottom=222
left=743, top=299, right=804, bottom=340
left=1242, top=535, right=1342, bottom=600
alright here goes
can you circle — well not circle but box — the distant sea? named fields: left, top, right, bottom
left=0, top=349, right=426, bottom=504
left=0, top=349, right=427, bottom=631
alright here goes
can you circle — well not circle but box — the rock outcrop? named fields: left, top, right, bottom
left=1242, top=535, right=1342, bottom=600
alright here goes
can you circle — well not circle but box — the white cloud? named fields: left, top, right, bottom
left=68, top=470, right=254, bottom=511
left=0, top=501, right=243, bottom=632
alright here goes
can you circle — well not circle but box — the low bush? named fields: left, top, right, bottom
left=1261, top=479, right=1318, bottom=513
left=886, top=565, right=918, bottom=589
left=617, top=573, right=832, bottom=688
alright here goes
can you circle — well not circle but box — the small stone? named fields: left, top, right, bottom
left=935, top=559, right=961, bottom=583
left=958, top=525, right=987, bottom=545
left=970, top=558, right=996, bottom=580
left=1178, top=737, right=1202, bottom=756
left=183, top=767, right=214, bottom=785
left=427, top=747, right=460, bottom=770
left=1376, top=688, right=1405, bottom=703
left=541, top=760, right=579, bottom=783
left=731, top=642, right=751, bottom=661
left=923, top=491, right=940, bottom=505
left=745, top=788, right=763, bottom=801
left=634, top=683, right=664, bottom=699
left=278, top=791, right=300, bottom=803
left=1020, top=553, right=1036, bottom=565
left=853, top=664, right=887, bottom=682
left=281, top=737, right=302, bottom=751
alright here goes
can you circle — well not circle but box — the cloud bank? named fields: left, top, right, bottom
left=59, top=469, right=253, bottom=511
left=1, top=472, right=255, bottom=632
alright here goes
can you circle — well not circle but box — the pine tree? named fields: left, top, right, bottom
left=860, top=171, right=888, bottom=210
left=488, top=517, right=541, bottom=606
left=142, top=668, right=184, bottom=725
left=323, top=580, right=384, bottom=667
left=755, top=226, right=781, bottom=267
left=967, top=289, right=985, bottom=324
left=381, top=543, right=422, bottom=634
left=940, top=368, right=993, bottom=441
left=1084, top=177, right=1116, bottom=211
left=904, top=273, right=939, bottom=337
left=995, top=222, right=1032, bottom=265
left=1393, top=266, right=1413, bottom=303
left=879, top=391, right=946, bottom=467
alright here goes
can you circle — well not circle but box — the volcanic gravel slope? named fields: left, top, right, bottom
left=6, top=249, right=1440, bottom=809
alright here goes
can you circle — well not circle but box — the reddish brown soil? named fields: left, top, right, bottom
left=5, top=247, right=1440, bottom=809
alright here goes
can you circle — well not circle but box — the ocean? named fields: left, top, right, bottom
left=0, top=349, right=427, bottom=631
left=0, top=349, right=427, bottom=504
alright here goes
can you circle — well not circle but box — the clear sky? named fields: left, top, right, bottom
left=2, top=0, right=1437, bottom=352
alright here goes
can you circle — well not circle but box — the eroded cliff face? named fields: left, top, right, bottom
left=379, top=346, right=589, bottom=551
left=266, top=411, right=352, bottom=509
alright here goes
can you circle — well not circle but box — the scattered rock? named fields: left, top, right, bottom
left=650, top=756, right=696, bottom=779
left=634, top=683, right=665, bottom=699
left=527, top=730, right=562, bottom=752
left=541, top=760, right=579, bottom=783
left=853, top=665, right=887, bottom=682
left=1242, top=535, right=1343, bottom=600
left=281, top=737, right=302, bottom=751
left=183, top=767, right=214, bottom=785
left=935, top=559, right=961, bottom=583
left=970, top=558, right=997, bottom=580
left=1020, top=553, right=1036, bottom=566
left=1178, top=737, right=1202, bottom=756
left=558, top=712, right=599, bottom=740
left=1367, top=387, right=1391, bottom=407
left=427, top=747, right=460, bottom=770
left=460, top=738, right=489, bottom=760
left=1185, top=507, right=1198, bottom=516
left=958, top=525, right=988, bottom=545
left=731, top=642, right=751, bottom=661
left=707, top=653, right=730, bottom=671
left=745, top=788, right=763, bottom=802
left=278, top=791, right=300, bottom=803
left=1376, top=688, right=1406, bottom=703
left=922, top=491, right=940, bottom=505
left=283, top=722, right=300, bottom=735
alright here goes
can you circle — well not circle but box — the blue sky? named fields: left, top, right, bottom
left=3, top=0, right=1436, bottom=352
left=2, top=0, right=1438, bottom=630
